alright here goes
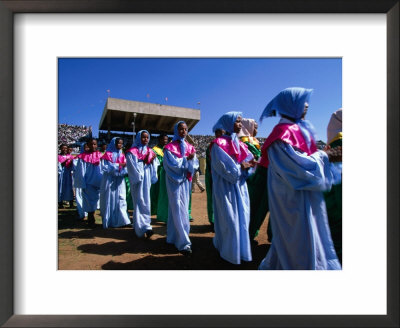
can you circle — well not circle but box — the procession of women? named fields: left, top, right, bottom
left=58, top=87, right=343, bottom=270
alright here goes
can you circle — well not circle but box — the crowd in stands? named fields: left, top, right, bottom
left=58, top=124, right=92, bottom=152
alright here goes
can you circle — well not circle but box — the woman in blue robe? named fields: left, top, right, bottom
left=58, top=144, right=74, bottom=208
left=258, top=87, right=342, bottom=270
left=126, top=131, right=159, bottom=238
left=163, top=121, right=198, bottom=255
left=73, top=138, right=103, bottom=228
left=73, top=142, right=88, bottom=220
left=210, top=112, right=254, bottom=265
left=99, top=137, right=131, bottom=229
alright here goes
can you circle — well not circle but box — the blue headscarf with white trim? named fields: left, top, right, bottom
left=260, top=87, right=317, bottom=146
left=134, top=130, right=150, bottom=155
left=259, top=87, right=313, bottom=123
left=172, top=121, right=187, bottom=157
left=212, top=111, right=242, bottom=153
left=106, top=137, right=123, bottom=162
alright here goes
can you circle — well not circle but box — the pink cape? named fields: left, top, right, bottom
left=126, top=147, right=156, bottom=164
left=258, top=123, right=318, bottom=168
left=76, top=151, right=103, bottom=166
left=164, top=140, right=196, bottom=181
left=58, top=154, right=74, bottom=168
left=100, top=151, right=126, bottom=164
left=211, top=135, right=250, bottom=164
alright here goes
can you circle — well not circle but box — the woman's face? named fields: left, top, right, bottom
left=159, top=135, right=169, bottom=146
left=115, top=139, right=124, bottom=150
left=60, top=145, right=68, bottom=155
left=233, top=116, right=242, bottom=134
left=302, top=103, right=309, bottom=119
left=141, top=132, right=149, bottom=145
left=178, top=123, right=188, bottom=138
left=88, top=140, right=97, bottom=152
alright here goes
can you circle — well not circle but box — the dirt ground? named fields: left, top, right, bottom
left=58, top=181, right=271, bottom=270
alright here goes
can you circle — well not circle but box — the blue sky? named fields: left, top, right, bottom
left=58, top=58, right=341, bottom=141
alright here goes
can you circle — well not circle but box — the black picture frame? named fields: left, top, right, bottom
left=0, top=1, right=398, bottom=327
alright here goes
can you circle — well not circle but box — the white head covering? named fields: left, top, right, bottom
left=237, top=118, right=256, bottom=137
left=327, top=108, right=342, bottom=143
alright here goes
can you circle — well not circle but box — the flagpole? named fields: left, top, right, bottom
left=132, top=113, right=137, bottom=142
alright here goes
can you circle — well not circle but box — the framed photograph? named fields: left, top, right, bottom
left=1, top=1, right=398, bottom=327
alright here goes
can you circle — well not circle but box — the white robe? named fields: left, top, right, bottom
left=259, top=140, right=342, bottom=270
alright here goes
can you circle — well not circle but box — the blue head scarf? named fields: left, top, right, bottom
left=79, top=142, right=87, bottom=154
left=260, top=87, right=317, bottom=146
left=212, top=111, right=242, bottom=152
left=172, top=121, right=187, bottom=157
left=134, top=130, right=150, bottom=155
left=106, top=137, right=123, bottom=162
left=259, top=87, right=313, bottom=123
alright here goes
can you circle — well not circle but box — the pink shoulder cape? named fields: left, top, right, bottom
left=58, top=154, right=74, bottom=168
left=126, top=147, right=156, bottom=165
left=100, top=151, right=126, bottom=164
left=76, top=151, right=102, bottom=166
left=164, top=140, right=196, bottom=181
left=258, top=123, right=318, bottom=168
left=164, top=140, right=196, bottom=158
left=211, top=136, right=250, bottom=163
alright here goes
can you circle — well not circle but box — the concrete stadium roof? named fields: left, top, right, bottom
left=99, top=97, right=200, bottom=134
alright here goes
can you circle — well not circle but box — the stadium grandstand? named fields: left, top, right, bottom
left=98, top=97, right=200, bottom=136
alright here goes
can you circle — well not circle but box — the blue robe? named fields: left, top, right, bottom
left=126, top=152, right=159, bottom=237
left=259, top=140, right=342, bottom=270
left=58, top=159, right=74, bottom=202
left=163, top=150, right=198, bottom=251
left=72, top=158, right=86, bottom=218
left=211, top=144, right=253, bottom=265
left=73, top=158, right=102, bottom=213
left=99, top=159, right=131, bottom=228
